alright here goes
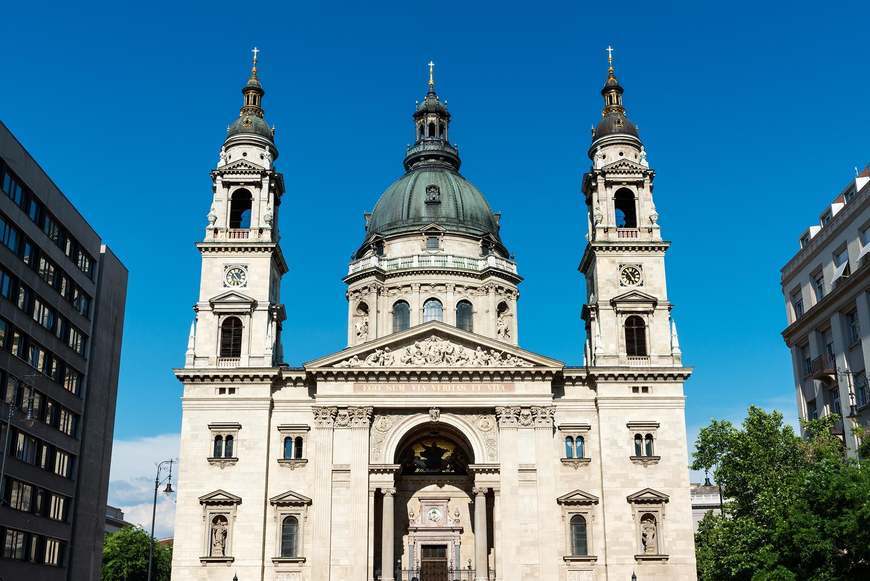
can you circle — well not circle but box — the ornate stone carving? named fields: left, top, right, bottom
left=531, top=406, right=555, bottom=427
left=334, top=335, right=534, bottom=368
left=476, top=415, right=495, bottom=433
left=312, top=407, right=337, bottom=427
left=370, top=414, right=394, bottom=461
left=349, top=406, right=373, bottom=428
left=496, top=406, right=552, bottom=428
left=429, top=407, right=440, bottom=422
left=496, top=406, right=520, bottom=427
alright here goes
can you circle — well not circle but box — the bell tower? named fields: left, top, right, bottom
left=580, top=49, right=681, bottom=368
left=185, top=49, right=287, bottom=369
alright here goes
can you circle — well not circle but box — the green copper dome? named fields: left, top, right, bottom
left=359, top=67, right=506, bottom=256
left=228, top=114, right=273, bottom=139
left=366, top=168, right=501, bottom=239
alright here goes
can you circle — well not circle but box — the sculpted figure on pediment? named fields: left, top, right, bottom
left=334, top=335, right=534, bottom=368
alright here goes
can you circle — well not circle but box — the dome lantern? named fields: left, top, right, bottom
left=404, top=61, right=461, bottom=172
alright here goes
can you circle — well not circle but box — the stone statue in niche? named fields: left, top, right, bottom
left=210, top=515, right=228, bottom=557
left=639, top=146, right=649, bottom=168
left=496, top=314, right=511, bottom=341
left=641, top=515, right=657, bottom=554
left=354, top=318, right=369, bottom=342
left=207, top=204, right=217, bottom=226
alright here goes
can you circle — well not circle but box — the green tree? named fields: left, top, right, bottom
left=102, top=526, right=172, bottom=581
left=692, top=406, right=870, bottom=580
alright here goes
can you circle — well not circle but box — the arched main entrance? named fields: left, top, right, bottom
left=375, top=422, right=491, bottom=581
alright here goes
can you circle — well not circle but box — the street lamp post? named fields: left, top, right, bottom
left=147, top=459, right=175, bottom=581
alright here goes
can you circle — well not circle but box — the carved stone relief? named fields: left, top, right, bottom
left=334, top=335, right=534, bottom=368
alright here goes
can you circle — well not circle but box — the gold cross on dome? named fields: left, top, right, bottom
left=606, top=45, right=614, bottom=66
left=252, top=47, right=260, bottom=65
left=428, top=61, right=435, bottom=86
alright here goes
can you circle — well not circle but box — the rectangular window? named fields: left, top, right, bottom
left=813, top=271, right=825, bottom=302
left=821, top=211, right=832, bottom=226
left=44, top=538, right=64, bottom=566
left=0, top=269, right=11, bottom=298
left=38, top=256, right=56, bottom=286
left=791, top=289, right=804, bottom=319
left=15, top=432, right=37, bottom=464
left=53, top=450, right=71, bottom=478
left=0, top=216, right=19, bottom=252
left=32, top=298, right=56, bottom=332
left=2, top=528, right=27, bottom=560
left=800, top=344, right=812, bottom=377
left=8, top=479, right=33, bottom=512
left=67, top=326, right=85, bottom=355
left=48, top=494, right=66, bottom=521
left=807, top=398, right=819, bottom=420
left=58, top=408, right=75, bottom=436
left=0, top=319, right=6, bottom=350
left=856, top=373, right=868, bottom=408
left=63, top=368, right=81, bottom=395
left=846, top=310, right=860, bottom=345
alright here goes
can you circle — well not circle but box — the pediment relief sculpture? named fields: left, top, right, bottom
left=334, top=335, right=534, bottom=368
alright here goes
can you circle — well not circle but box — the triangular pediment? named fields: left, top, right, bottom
left=602, top=158, right=647, bottom=173
left=269, top=489, right=312, bottom=506
left=610, top=289, right=658, bottom=307
left=419, top=223, right=447, bottom=233
left=199, top=489, right=242, bottom=505
left=305, top=321, right=563, bottom=371
left=217, top=158, right=265, bottom=173
left=557, top=489, right=600, bottom=505
left=626, top=488, right=670, bottom=503
left=210, top=290, right=257, bottom=313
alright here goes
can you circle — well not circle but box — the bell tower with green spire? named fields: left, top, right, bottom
left=184, top=48, right=287, bottom=369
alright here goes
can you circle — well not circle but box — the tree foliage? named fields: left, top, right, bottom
left=692, top=406, right=870, bottom=580
left=102, top=526, right=172, bottom=581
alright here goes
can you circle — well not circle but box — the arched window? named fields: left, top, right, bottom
left=570, top=515, right=588, bottom=556
left=625, top=316, right=647, bottom=357
left=281, top=516, right=298, bottom=558
left=564, top=436, right=575, bottom=459
left=614, top=188, right=637, bottom=228
left=634, top=434, right=643, bottom=457
left=428, top=122, right=436, bottom=138
left=283, top=437, right=293, bottom=460
left=213, top=435, right=223, bottom=458
left=224, top=435, right=234, bottom=458
left=229, top=189, right=253, bottom=229
left=575, top=436, right=585, bottom=459
left=294, top=436, right=304, bottom=460
left=220, top=317, right=243, bottom=358
left=393, top=301, right=410, bottom=333
left=456, top=300, right=474, bottom=332
left=439, top=122, right=446, bottom=138
left=423, top=298, right=443, bottom=323
left=418, top=124, right=425, bottom=140
left=644, top=434, right=654, bottom=457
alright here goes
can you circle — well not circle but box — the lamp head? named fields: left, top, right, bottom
left=163, top=482, right=173, bottom=494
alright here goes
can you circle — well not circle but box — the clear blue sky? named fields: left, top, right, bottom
left=2, top=1, right=869, bottom=447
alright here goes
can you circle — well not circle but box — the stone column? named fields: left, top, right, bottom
left=493, top=488, right=501, bottom=580
left=311, top=407, right=337, bottom=581
left=532, top=407, right=558, bottom=581
left=368, top=489, right=376, bottom=581
left=350, top=407, right=373, bottom=581
left=473, top=487, right=489, bottom=581
left=381, top=488, right=396, bottom=581
left=495, top=407, right=520, bottom=581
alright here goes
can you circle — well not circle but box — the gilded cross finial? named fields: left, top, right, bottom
left=606, top=45, right=614, bottom=71
left=428, top=60, right=435, bottom=88
left=252, top=46, right=260, bottom=66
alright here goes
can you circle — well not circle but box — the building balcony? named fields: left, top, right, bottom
left=808, top=353, right=837, bottom=383
left=216, top=357, right=240, bottom=368
left=626, top=356, right=651, bottom=367
left=347, top=254, right=518, bottom=277
left=617, top=228, right=639, bottom=239
left=227, top=228, right=250, bottom=239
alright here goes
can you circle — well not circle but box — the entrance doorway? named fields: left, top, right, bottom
left=420, top=545, right=448, bottom=581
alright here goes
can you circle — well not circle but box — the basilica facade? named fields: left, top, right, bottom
left=170, top=54, right=697, bottom=581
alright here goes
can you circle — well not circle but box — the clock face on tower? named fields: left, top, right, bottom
left=619, top=265, right=642, bottom=286
left=224, top=266, right=248, bottom=288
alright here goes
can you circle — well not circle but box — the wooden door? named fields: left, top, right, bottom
left=420, top=545, right=448, bottom=581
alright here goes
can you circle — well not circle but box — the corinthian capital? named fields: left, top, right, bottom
left=312, top=406, right=338, bottom=427
left=349, top=406, right=374, bottom=428
left=531, top=406, right=555, bottom=427
left=495, top=406, right=520, bottom=427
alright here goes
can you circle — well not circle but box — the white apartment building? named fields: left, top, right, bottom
left=781, top=166, right=870, bottom=455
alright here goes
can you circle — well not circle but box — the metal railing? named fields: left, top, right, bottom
left=348, top=254, right=518, bottom=276
left=809, top=353, right=836, bottom=381
left=394, top=569, right=488, bottom=581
